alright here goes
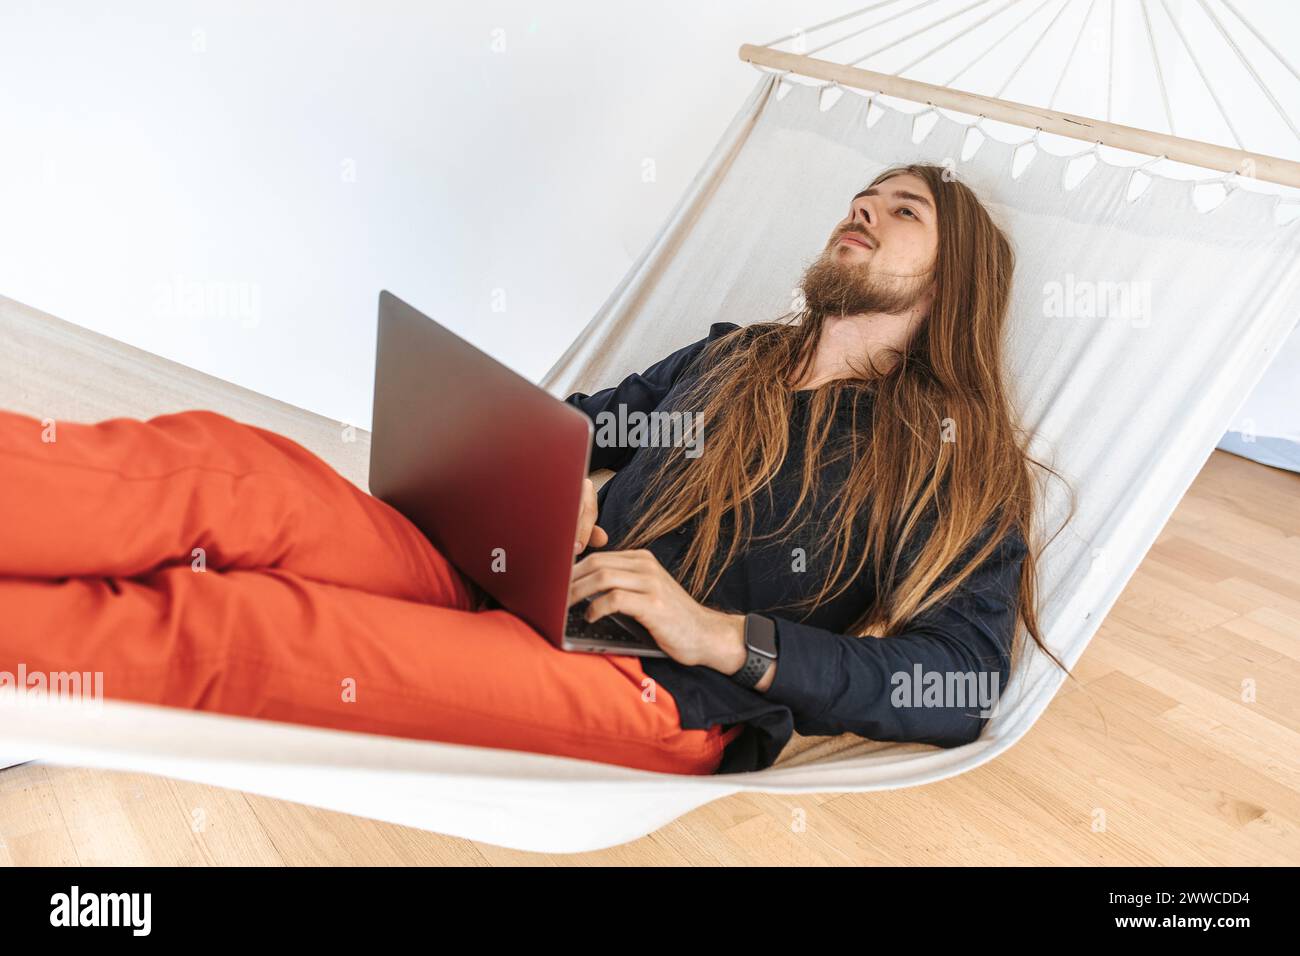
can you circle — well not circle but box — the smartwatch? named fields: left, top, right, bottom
left=730, top=613, right=778, bottom=689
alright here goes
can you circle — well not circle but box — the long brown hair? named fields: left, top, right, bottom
left=616, top=163, right=1075, bottom=679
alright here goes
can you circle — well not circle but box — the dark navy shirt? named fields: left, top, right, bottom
left=564, top=322, right=1027, bottom=774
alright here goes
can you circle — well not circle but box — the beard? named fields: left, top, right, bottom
left=800, top=240, right=931, bottom=317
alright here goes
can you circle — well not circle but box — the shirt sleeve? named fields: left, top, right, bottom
left=563, top=321, right=742, bottom=473
left=761, top=521, right=1028, bottom=748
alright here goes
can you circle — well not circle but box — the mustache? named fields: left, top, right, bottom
left=835, top=227, right=876, bottom=248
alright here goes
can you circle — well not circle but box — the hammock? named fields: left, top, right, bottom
left=4, top=50, right=1300, bottom=853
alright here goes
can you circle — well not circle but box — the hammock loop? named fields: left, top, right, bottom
left=1008, top=126, right=1043, bottom=150
left=1135, top=153, right=1168, bottom=173
left=1193, top=169, right=1239, bottom=192
left=962, top=114, right=987, bottom=142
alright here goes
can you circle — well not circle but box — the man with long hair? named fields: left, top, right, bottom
left=566, top=164, right=1069, bottom=771
left=0, top=164, right=1067, bottom=776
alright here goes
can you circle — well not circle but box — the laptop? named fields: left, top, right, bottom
left=368, top=290, right=665, bottom=657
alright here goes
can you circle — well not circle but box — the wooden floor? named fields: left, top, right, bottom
left=2, top=449, right=1297, bottom=866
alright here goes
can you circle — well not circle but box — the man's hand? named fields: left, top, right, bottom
left=568, top=548, right=748, bottom=673
left=575, top=477, right=609, bottom=555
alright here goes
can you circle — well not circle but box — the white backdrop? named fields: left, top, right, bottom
left=2, top=0, right=1296, bottom=452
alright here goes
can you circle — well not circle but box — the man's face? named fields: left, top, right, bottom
left=800, top=172, right=939, bottom=317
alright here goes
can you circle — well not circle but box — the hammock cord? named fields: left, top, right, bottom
left=842, top=0, right=997, bottom=64
left=1047, top=0, right=1098, bottom=111
left=891, top=0, right=1023, bottom=78
left=944, top=0, right=1046, bottom=87
left=1156, top=0, right=1245, bottom=149
left=1140, top=0, right=1178, bottom=136
left=993, top=0, right=1073, bottom=99
left=758, top=0, right=905, bottom=50
left=1106, top=0, right=1115, bottom=123
left=810, top=0, right=950, bottom=58
left=1195, top=0, right=1300, bottom=143
left=751, top=0, right=1299, bottom=187
left=1220, top=0, right=1300, bottom=85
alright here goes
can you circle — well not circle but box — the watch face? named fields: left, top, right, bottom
left=747, top=614, right=779, bottom=657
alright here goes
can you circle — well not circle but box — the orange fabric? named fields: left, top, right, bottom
left=0, top=408, right=742, bottom=775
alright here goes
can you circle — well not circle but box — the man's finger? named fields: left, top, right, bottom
left=584, top=587, right=652, bottom=628
left=574, top=520, right=607, bottom=555
left=571, top=549, right=655, bottom=584
left=568, top=567, right=652, bottom=607
left=574, top=479, right=601, bottom=554
left=575, top=492, right=594, bottom=534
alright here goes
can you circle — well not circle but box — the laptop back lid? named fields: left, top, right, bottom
left=369, top=290, right=592, bottom=645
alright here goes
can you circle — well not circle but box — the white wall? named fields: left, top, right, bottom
left=0, top=0, right=850, bottom=428
left=1, top=0, right=1297, bottom=434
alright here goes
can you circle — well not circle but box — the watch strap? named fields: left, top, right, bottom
left=731, top=613, right=777, bottom=689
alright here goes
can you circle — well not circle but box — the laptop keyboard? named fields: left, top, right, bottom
left=566, top=596, right=658, bottom=649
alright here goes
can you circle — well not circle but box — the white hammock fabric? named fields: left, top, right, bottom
left=3, top=72, right=1298, bottom=853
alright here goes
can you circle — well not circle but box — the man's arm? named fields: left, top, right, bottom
left=563, top=322, right=741, bottom=472
left=706, top=523, right=1028, bottom=747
